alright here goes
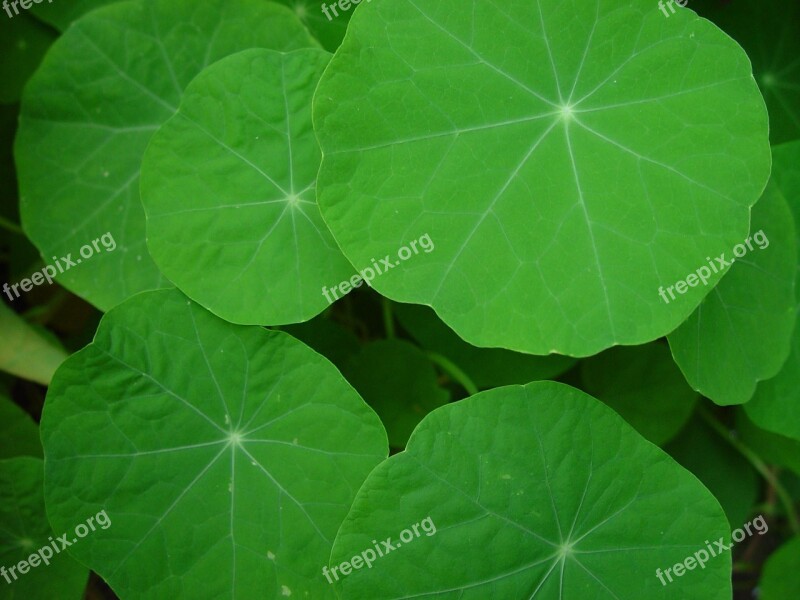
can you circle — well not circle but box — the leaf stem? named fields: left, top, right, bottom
left=0, top=215, right=24, bottom=235
left=698, top=405, right=800, bottom=534
left=381, top=297, right=395, bottom=339
left=426, top=351, right=479, bottom=397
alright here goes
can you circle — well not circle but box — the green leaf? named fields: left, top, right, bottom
left=314, top=0, right=770, bottom=356
left=274, top=0, right=351, bottom=52
left=735, top=410, right=800, bottom=478
left=141, top=48, right=352, bottom=325
left=758, top=536, right=800, bottom=600
left=692, top=0, right=800, bottom=144
left=0, top=457, right=89, bottom=599
left=342, top=339, right=449, bottom=447
left=330, top=381, right=731, bottom=599
left=16, top=0, right=317, bottom=311
left=395, top=303, right=574, bottom=388
left=0, top=394, right=42, bottom=459
left=41, top=289, right=388, bottom=599
left=0, top=302, right=68, bottom=385
left=29, top=0, right=118, bottom=31
left=667, top=181, right=797, bottom=405
left=745, top=141, right=800, bottom=439
left=664, top=415, right=759, bottom=529
left=580, top=343, right=697, bottom=445
left=0, top=13, right=55, bottom=105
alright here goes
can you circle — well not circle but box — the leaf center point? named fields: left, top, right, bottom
left=558, top=541, right=575, bottom=558
left=227, top=431, right=245, bottom=447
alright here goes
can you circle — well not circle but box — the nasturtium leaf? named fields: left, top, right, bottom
left=313, top=0, right=770, bottom=356
left=342, top=339, right=449, bottom=447
left=667, top=182, right=797, bottom=405
left=735, top=410, right=800, bottom=478
left=281, top=315, right=361, bottom=371
left=0, top=394, right=42, bottom=459
left=759, top=536, right=800, bottom=600
left=141, top=48, right=352, bottom=325
left=41, top=289, right=388, bottom=599
left=693, top=0, right=800, bottom=144
left=16, top=0, right=317, bottom=311
left=274, top=0, right=351, bottom=52
left=580, top=343, right=697, bottom=445
left=29, top=0, right=119, bottom=31
left=745, top=141, right=800, bottom=440
left=330, top=381, right=730, bottom=599
left=395, top=303, right=574, bottom=388
left=0, top=13, right=55, bottom=105
left=746, top=330, right=800, bottom=441
left=0, top=302, right=68, bottom=385
left=664, top=415, right=759, bottom=529
left=0, top=457, right=89, bottom=600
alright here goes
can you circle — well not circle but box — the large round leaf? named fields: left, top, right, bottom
left=667, top=182, right=797, bottom=405
left=16, top=0, right=317, bottom=311
left=330, top=381, right=731, bottom=599
left=141, top=48, right=352, bottom=325
left=0, top=457, right=89, bottom=600
left=580, top=343, right=697, bottom=445
left=41, top=289, right=388, bottom=599
left=313, top=0, right=770, bottom=356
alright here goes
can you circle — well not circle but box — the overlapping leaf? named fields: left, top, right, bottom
left=0, top=394, right=42, bottom=459
left=693, top=0, right=800, bottom=144
left=29, top=0, right=119, bottom=31
left=0, top=457, right=89, bottom=600
left=758, top=537, right=800, bottom=600
left=395, top=303, right=574, bottom=388
left=0, top=13, right=54, bottom=105
left=342, top=339, right=449, bottom=447
left=330, top=381, right=731, bottom=599
left=274, top=0, right=351, bottom=51
left=667, top=182, right=797, bottom=405
left=0, top=302, right=68, bottom=385
left=745, top=141, right=800, bottom=439
left=41, top=289, right=388, bottom=599
left=16, top=0, right=317, bottom=310
left=665, top=415, right=759, bottom=529
left=141, top=48, right=352, bottom=325
left=581, top=343, right=696, bottom=445
left=314, top=0, right=770, bottom=356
